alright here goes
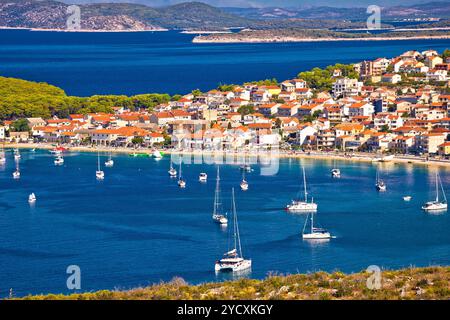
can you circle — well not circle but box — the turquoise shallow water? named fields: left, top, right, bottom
left=0, top=29, right=449, bottom=96
left=0, top=149, right=449, bottom=297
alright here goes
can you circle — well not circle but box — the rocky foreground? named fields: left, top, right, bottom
left=16, top=267, right=450, bottom=300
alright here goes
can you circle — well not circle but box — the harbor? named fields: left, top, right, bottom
left=0, top=148, right=449, bottom=297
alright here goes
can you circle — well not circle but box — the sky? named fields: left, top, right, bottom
left=67, top=0, right=447, bottom=8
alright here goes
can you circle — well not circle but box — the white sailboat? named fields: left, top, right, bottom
left=212, top=167, right=228, bottom=225
left=286, top=166, right=317, bottom=212
left=302, top=212, right=332, bottom=240
left=105, top=151, right=114, bottom=167
left=375, top=169, right=386, bottom=191
left=28, top=193, right=36, bottom=204
left=96, top=152, right=105, bottom=180
left=199, top=172, right=208, bottom=182
left=331, top=159, right=341, bottom=178
left=215, top=188, right=251, bottom=273
left=178, top=161, right=186, bottom=188
left=240, top=168, right=249, bottom=191
left=168, top=161, right=177, bottom=177
left=12, top=156, right=20, bottom=179
left=422, top=172, right=447, bottom=211
left=54, top=155, right=64, bottom=165
left=14, top=149, right=21, bottom=160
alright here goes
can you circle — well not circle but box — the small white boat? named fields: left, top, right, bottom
left=240, top=179, right=249, bottom=191
left=212, top=167, right=228, bottom=225
left=286, top=166, right=317, bottom=212
left=96, top=152, right=104, bottom=180
left=0, top=156, right=6, bottom=164
left=199, top=172, right=208, bottom=182
left=14, top=153, right=21, bottom=160
left=422, top=172, right=447, bottom=212
left=152, top=150, right=162, bottom=159
left=403, top=196, right=412, bottom=201
left=28, top=193, right=36, bottom=203
left=178, top=162, right=186, bottom=188
left=215, top=189, right=251, bottom=273
left=331, top=168, right=341, bottom=178
left=30, top=148, right=36, bottom=152
left=302, top=212, right=332, bottom=240
left=12, top=170, right=20, bottom=179
left=375, top=170, right=386, bottom=191
left=105, top=152, right=114, bottom=167
left=168, top=162, right=177, bottom=177
left=54, top=156, right=64, bottom=165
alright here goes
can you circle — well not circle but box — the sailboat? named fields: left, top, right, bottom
left=331, top=159, right=340, bottom=178
left=54, top=155, right=64, bottom=165
left=12, top=160, right=20, bottom=179
left=28, top=193, right=36, bottom=204
left=105, top=151, right=114, bottom=167
left=422, top=172, right=447, bottom=211
left=14, top=149, right=21, bottom=160
left=375, top=169, right=386, bottom=191
left=302, top=212, right=332, bottom=240
left=168, top=161, right=177, bottom=177
left=212, top=167, right=228, bottom=225
left=215, top=188, right=251, bottom=273
left=96, top=152, right=105, bottom=180
left=199, top=172, right=208, bottom=182
left=178, top=161, right=186, bottom=188
left=240, top=168, right=249, bottom=191
left=286, top=166, right=317, bottom=212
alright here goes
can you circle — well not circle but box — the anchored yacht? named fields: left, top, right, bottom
left=212, top=167, right=228, bottom=225
left=286, top=166, right=317, bottom=212
left=422, top=172, right=447, bottom=212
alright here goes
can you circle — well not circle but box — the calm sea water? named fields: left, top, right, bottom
left=0, top=149, right=449, bottom=297
left=0, top=29, right=449, bottom=96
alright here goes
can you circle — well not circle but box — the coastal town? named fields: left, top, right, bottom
left=3, top=48, right=450, bottom=160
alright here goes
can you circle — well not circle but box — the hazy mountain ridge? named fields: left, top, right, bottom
left=0, top=1, right=449, bottom=31
left=223, top=1, right=450, bottom=20
left=0, top=0, right=252, bottom=30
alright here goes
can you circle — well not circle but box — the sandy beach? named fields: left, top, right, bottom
left=6, top=142, right=450, bottom=169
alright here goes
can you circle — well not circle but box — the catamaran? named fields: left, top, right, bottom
left=375, top=169, right=386, bottom=191
left=28, top=193, right=36, bottom=204
left=199, top=172, right=208, bottom=182
left=168, top=161, right=177, bottom=177
left=286, top=166, right=317, bottom=212
left=178, top=162, right=186, bottom=188
left=422, top=172, right=447, bottom=211
left=54, top=156, right=64, bottom=165
left=215, top=188, right=251, bottom=273
left=302, top=212, right=332, bottom=240
left=96, top=152, right=105, bottom=180
left=105, top=151, right=114, bottom=167
left=212, top=167, right=228, bottom=225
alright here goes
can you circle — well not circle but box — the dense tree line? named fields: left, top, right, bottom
left=0, top=77, right=172, bottom=120
left=297, top=63, right=359, bottom=91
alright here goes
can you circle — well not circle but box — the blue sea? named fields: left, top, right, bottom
left=0, top=149, right=449, bottom=297
left=0, top=29, right=449, bottom=96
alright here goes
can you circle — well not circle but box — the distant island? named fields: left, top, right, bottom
left=193, top=29, right=450, bottom=43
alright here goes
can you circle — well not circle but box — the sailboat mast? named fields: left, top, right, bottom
left=214, top=167, right=220, bottom=215
left=436, top=171, right=439, bottom=202
left=232, top=188, right=243, bottom=258
left=311, top=213, right=314, bottom=234
left=303, top=166, right=307, bottom=202
left=97, top=152, right=100, bottom=170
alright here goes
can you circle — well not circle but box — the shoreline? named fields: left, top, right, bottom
left=0, top=26, right=168, bottom=33
left=193, top=35, right=450, bottom=43
left=7, top=143, right=450, bottom=168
